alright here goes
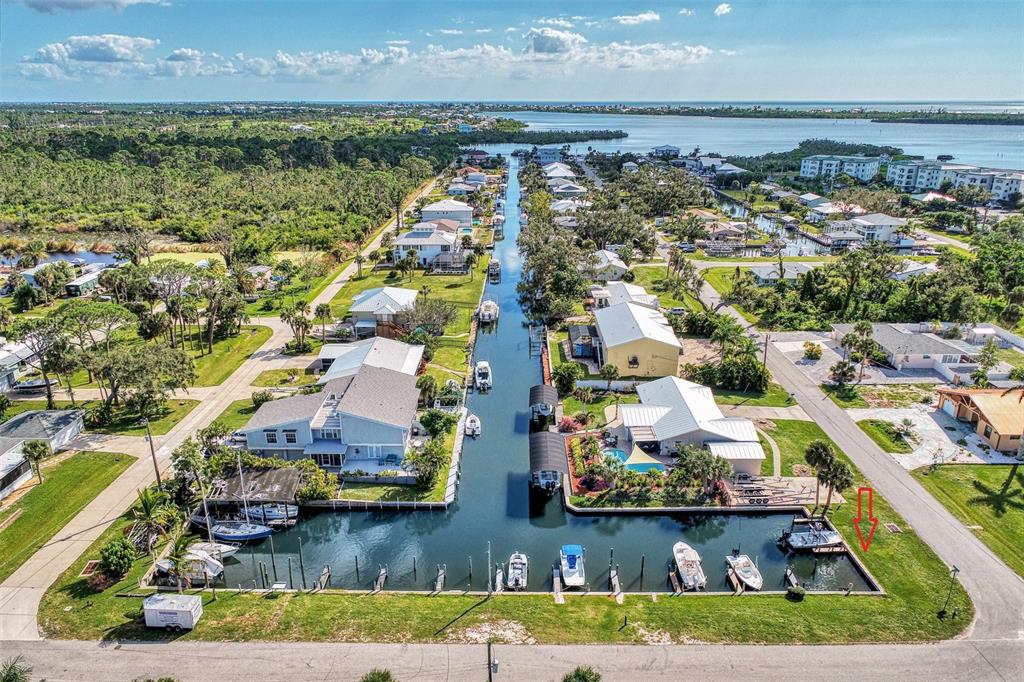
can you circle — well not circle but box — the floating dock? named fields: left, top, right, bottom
left=553, top=566, right=564, bottom=604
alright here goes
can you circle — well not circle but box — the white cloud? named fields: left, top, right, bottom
left=386, top=40, right=411, bottom=46
left=505, top=27, right=517, bottom=32
left=678, top=8, right=695, bottom=16
left=612, top=11, right=660, bottom=25
left=474, top=28, right=492, bottom=34
left=714, top=3, right=732, bottom=16
left=437, top=29, right=463, bottom=35
left=537, top=17, right=574, bottom=28
left=16, top=0, right=164, bottom=12
left=523, top=27, right=587, bottom=55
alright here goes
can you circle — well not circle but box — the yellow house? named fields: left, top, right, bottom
left=593, top=302, right=682, bottom=378
left=936, top=387, right=1024, bottom=454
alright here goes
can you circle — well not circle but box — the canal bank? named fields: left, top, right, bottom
left=222, top=156, right=873, bottom=595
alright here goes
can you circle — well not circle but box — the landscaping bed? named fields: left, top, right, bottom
left=857, top=419, right=914, bottom=454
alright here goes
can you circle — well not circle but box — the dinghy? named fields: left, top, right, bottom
left=725, top=552, right=763, bottom=591
left=672, top=541, right=707, bottom=591
left=465, top=413, right=481, bottom=438
left=507, top=552, right=528, bottom=591
left=559, top=544, right=585, bottom=587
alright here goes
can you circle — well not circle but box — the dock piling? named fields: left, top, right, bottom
left=639, top=554, right=645, bottom=591
left=298, top=537, right=307, bottom=590
left=287, top=557, right=294, bottom=590
left=355, top=555, right=360, bottom=583
left=269, top=535, right=278, bottom=582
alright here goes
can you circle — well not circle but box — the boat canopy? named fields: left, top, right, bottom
left=528, top=384, right=557, bottom=408
left=529, top=431, right=569, bottom=475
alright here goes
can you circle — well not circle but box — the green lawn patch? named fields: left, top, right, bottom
left=995, top=347, right=1024, bottom=370
left=713, top=383, right=795, bottom=407
left=5, top=398, right=197, bottom=436
left=336, top=427, right=455, bottom=503
left=760, top=419, right=839, bottom=477
left=211, top=399, right=259, bottom=432
left=913, top=464, right=1024, bottom=578
left=432, top=336, right=470, bottom=374
left=562, top=392, right=640, bottom=427
left=821, top=384, right=870, bottom=408
left=857, top=419, right=913, bottom=454
left=251, top=368, right=317, bottom=388
left=0, top=451, right=134, bottom=583
left=629, top=267, right=702, bottom=312
left=192, top=326, right=273, bottom=387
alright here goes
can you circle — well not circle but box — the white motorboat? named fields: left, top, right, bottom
left=474, top=361, right=492, bottom=391
left=783, top=522, right=844, bottom=551
left=465, top=413, right=481, bottom=438
left=725, top=552, right=763, bottom=591
left=672, top=541, right=707, bottom=591
left=507, top=552, right=528, bottom=591
left=188, top=541, right=241, bottom=560
left=559, top=544, right=585, bottom=587
left=478, top=300, right=499, bottom=323
left=155, top=549, right=224, bottom=584
left=245, top=503, right=299, bottom=522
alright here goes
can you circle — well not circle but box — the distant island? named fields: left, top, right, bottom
left=473, top=103, right=1024, bottom=126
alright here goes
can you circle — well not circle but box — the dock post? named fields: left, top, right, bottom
left=269, top=534, right=278, bottom=582
left=287, top=557, right=294, bottom=590
left=640, top=555, right=645, bottom=592
left=487, top=542, right=492, bottom=596
left=355, top=555, right=360, bottom=583
left=298, top=537, right=307, bottom=591
left=469, top=555, right=474, bottom=589
left=608, top=547, right=614, bottom=575
left=413, top=556, right=417, bottom=580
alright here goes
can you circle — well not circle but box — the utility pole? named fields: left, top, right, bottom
left=141, top=417, right=161, bottom=486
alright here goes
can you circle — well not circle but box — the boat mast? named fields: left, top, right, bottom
left=236, top=451, right=251, bottom=519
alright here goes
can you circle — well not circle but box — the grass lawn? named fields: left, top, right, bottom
left=245, top=264, right=344, bottom=317
left=995, top=347, right=1024, bottom=370
left=0, top=451, right=134, bottom=584
left=548, top=329, right=600, bottom=380
left=630, top=267, right=702, bottom=312
left=702, top=267, right=758, bottom=324
left=913, top=464, right=1024, bottom=578
left=822, top=384, right=871, bottom=408
left=713, top=383, right=795, bottom=407
left=251, top=369, right=317, bottom=387
left=336, top=427, right=455, bottom=503
left=5, top=398, right=198, bottom=436
left=823, top=383, right=937, bottom=409
left=432, top=336, right=471, bottom=374
left=192, top=326, right=273, bottom=387
left=760, top=419, right=840, bottom=477
left=211, top=399, right=259, bottom=432
left=562, top=392, right=640, bottom=427
left=330, top=257, right=489, bottom=337
left=858, top=419, right=913, bottom=454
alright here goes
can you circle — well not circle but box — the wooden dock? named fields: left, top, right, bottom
left=726, top=568, right=745, bottom=595
left=668, top=569, right=682, bottom=595
left=433, top=564, right=446, bottom=594
left=784, top=566, right=799, bottom=588
left=373, top=566, right=388, bottom=593
left=552, top=566, right=564, bottom=604
left=609, top=567, right=624, bottom=604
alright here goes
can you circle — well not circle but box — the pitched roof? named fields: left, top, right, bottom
left=621, top=376, right=757, bottom=443
left=594, top=302, right=680, bottom=349
left=853, top=213, right=908, bottom=227
left=832, top=323, right=969, bottom=357
left=0, top=410, right=84, bottom=441
left=317, top=337, right=424, bottom=384
left=349, top=286, right=418, bottom=315
left=593, top=249, right=627, bottom=272
left=394, top=228, right=458, bottom=248
left=422, top=199, right=472, bottom=212
left=937, top=388, right=1024, bottom=435
left=335, top=365, right=419, bottom=429
left=243, top=390, right=330, bottom=431
left=749, top=263, right=816, bottom=281
left=604, top=281, right=659, bottom=308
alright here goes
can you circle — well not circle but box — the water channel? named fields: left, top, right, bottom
left=222, top=157, right=873, bottom=594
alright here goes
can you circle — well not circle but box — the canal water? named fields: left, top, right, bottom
left=222, top=157, right=872, bottom=594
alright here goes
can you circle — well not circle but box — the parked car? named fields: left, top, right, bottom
left=677, top=243, right=696, bottom=253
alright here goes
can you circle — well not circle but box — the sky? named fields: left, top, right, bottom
left=1, top=0, right=1022, bottom=103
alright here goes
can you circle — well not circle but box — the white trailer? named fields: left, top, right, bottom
left=143, top=593, right=203, bottom=631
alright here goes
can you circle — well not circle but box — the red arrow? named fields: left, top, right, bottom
left=853, top=486, right=879, bottom=552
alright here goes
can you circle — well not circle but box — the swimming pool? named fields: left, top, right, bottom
left=603, top=448, right=666, bottom=473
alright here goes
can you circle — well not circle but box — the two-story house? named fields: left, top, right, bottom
left=392, top=222, right=464, bottom=269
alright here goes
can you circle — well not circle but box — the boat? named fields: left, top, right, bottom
left=465, top=413, right=481, bottom=437
left=245, top=503, right=299, bottom=522
left=725, top=552, right=763, bottom=591
left=474, top=360, right=492, bottom=391
left=782, top=522, right=844, bottom=551
left=506, top=552, right=528, bottom=591
left=188, top=541, right=241, bottom=560
left=487, top=260, right=501, bottom=281
left=559, top=544, right=585, bottom=587
left=672, top=541, right=707, bottom=591
left=12, top=378, right=58, bottom=391
left=155, top=549, right=224, bottom=584
left=477, top=299, right=499, bottom=323
left=209, top=520, right=273, bottom=542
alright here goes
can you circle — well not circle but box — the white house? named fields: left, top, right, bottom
left=797, top=192, right=826, bottom=207
left=748, top=262, right=816, bottom=286
left=347, top=286, right=418, bottom=337
left=651, top=145, right=681, bottom=159
left=621, top=161, right=639, bottom=173
left=421, top=199, right=473, bottom=228
left=393, top=222, right=463, bottom=268
left=550, top=199, right=591, bottom=214
left=890, top=261, right=939, bottom=281
left=0, top=410, right=85, bottom=452
left=317, top=337, right=424, bottom=384
left=242, top=365, right=421, bottom=472
left=799, top=155, right=881, bottom=182
left=544, top=166, right=576, bottom=180
left=0, top=438, right=28, bottom=501
left=0, top=338, right=33, bottom=393
left=551, top=182, right=588, bottom=198
left=589, top=250, right=629, bottom=282
left=618, top=377, right=764, bottom=475
left=535, top=147, right=562, bottom=164
left=849, top=213, right=909, bottom=243
left=446, top=181, right=476, bottom=196
left=591, top=281, right=659, bottom=309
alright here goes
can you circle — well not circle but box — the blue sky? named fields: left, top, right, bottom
left=2, top=0, right=1022, bottom=102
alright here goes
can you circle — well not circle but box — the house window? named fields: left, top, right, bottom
left=628, top=355, right=640, bottom=368
left=284, top=430, right=297, bottom=444
left=983, top=425, right=993, bottom=439
left=264, top=430, right=278, bottom=444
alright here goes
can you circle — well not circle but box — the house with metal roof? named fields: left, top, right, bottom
left=421, top=199, right=473, bottom=228
left=317, top=337, right=424, bottom=384
left=347, top=286, right=418, bottom=338
left=618, top=377, right=764, bottom=475
left=392, top=223, right=464, bottom=269
left=936, top=388, right=1024, bottom=455
left=591, top=281, right=659, bottom=310
left=241, top=365, right=421, bottom=471
left=593, top=302, right=681, bottom=377
left=749, top=262, right=816, bottom=287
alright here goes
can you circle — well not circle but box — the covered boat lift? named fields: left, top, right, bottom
left=529, top=430, right=568, bottom=493
left=528, top=384, right=558, bottom=422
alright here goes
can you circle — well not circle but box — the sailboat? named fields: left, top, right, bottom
left=506, top=552, right=528, bottom=591
left=245, top=503, right=299, bottom=522
left=212, top=452, right=273, bottom=542
left=188, top=541, right=241, bottom=560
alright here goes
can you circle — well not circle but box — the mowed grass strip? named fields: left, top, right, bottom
left=0, top=451, right=134, bottom=583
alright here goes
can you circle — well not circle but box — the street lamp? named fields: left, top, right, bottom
left=140, top=417, right=161, bottom=487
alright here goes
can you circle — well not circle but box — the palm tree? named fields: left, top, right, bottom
left=133, top=488, right=172, bottom=558
left=839, top=332, right=860, bottom=360
left=822, top=460, right=854, bottom=514
left=710, top=316, right=744, bottom=357
left=0, top=655, right=33, bottom=682
left=314, top=303, right=332, bottom=340
left=804, top=440, right=836, bottom=511
left=599, top=363, right=619, bottom=392
left=415, top=374, right=438, bottom=407
left=354, top=253, right=366, bottom=278
left=464, top=251, right=478, bottom=279
left=22, top=440, right=50, bottom=485
left=165, top=527, right=200, bottom=593
left=574, top=411, right=595, bottom=431
left=419, top=284, right=432, bottom=301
